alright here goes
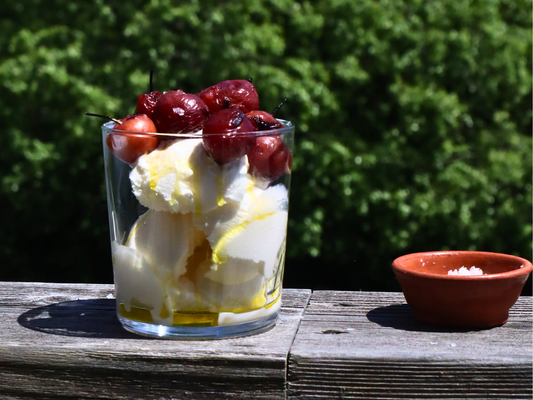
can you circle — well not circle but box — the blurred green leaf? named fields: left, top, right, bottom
left=0, top=0, right=530, bottom=294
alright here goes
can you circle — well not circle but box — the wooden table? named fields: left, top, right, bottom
left=1, top=282, right=531, bottom=399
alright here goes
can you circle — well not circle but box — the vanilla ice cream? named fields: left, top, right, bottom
left=130, top=138, right=248, bottom=215
left=111, top=136, right=289, bottom=327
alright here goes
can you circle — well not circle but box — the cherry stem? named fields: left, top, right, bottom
left=85, top=112, right=122, bottom=124
left=149, top=70, right=154, bottom=92
left=252, top=116, right=278, bottom=131
left=272, top=99, right=287, bottom=116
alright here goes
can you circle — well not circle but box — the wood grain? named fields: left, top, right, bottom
left=2, top=284, right=531, bottom=399
left=0, top=282, right=311, bottom=399
left=288, top=291, right=532, bottom=399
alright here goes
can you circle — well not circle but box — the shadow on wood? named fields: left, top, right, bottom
left=366, top=304, right=477, bottom=333
left=17, top=299, right=139, bottom=339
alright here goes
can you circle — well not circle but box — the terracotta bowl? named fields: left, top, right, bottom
left=392, top=251, right=532, bottom=329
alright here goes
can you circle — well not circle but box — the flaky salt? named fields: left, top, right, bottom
left=447, top=266, right=483, bottom=275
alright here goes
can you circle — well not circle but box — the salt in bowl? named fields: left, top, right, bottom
left=392, top=251, right=532, bottom=329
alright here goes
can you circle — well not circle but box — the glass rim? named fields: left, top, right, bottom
left=101, top=119, right=294, bottom=138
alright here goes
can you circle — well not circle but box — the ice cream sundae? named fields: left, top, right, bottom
left=97, top=77, right=294, bottom=338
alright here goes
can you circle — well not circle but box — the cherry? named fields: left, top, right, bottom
left=106, top=132, right=160, bottom=164
left=246, top=99, right=287, bottom=130
left=202, top=108, right=256, bottom=164
left=247, top=135, right=292, bottom=182
left=197, top=79, right=259, bottom=115
left=246, top=110, right=283, bottom=130
left=113, top=114, right=157, bottom=133
left=151, top=90, right=208, bottom=133
left=86, top=113, right=159, bottom=164
left=135, top=90, right=162, bottom=117
left=134, top=71, right=161, bottom=117
left=109, top=115, right=159, bottom=164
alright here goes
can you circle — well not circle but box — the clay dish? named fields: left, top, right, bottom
left=392, top=251, right=532, bottom=329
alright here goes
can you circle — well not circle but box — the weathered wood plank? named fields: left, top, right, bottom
left=3, top=284, right=531, bottom=399
left=288, top=291, right=532, bottom=399
left=0, top=282, right=311, bottom=399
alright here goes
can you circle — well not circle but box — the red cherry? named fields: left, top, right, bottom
left=198, top=80, right=259, bottom=115
left=106, top=132, right=159, bottom=164
left=113, top=114, right=157, bottom=133
left=248, top=135, right=291, bottom=181
left=151, top=90, right=208, bottom=133
left=203, top=108, right=256, bottom=164
left=85, top=112, right=159, bottom=163
left=134, top=90, right=162, bottom=117
left=105, top=114, right=159, bottom=164
left=246, top=110, right=283, bottom=130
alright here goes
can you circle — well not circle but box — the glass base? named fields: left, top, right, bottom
left=118, top=310, right=279, bottom=339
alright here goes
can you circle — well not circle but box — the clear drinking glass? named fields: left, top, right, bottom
left=102, top=121, right=294, bottom=339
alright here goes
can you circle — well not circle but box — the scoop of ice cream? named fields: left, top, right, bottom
left=130, top=138, right=249, bottom=215
left=111, top=241, right=172, bottom=325
left=198, top=183, right=289, bottom=278
left=213, top=211, right=288, bottom=279
left=195, top=273, right=267, bottom=312
left=203, top=257, right=266, bottom=285
left=126, top=210, right=205, bottom=282
left=193, top=182, right=258, bottom=249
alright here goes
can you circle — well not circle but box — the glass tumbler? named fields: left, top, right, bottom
left=102, top=120, right=295, bottom=339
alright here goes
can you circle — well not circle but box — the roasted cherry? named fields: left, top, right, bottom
left=203, top=108, right=256, bottom=164
left=248, top=135, right=292, bottom=182
left=246, top=110, right=283, bottom=130
left=134, top=71, right=162, bottom=117
left=106, top=132, right=159, bottom=164
left=86, top=113, right=159, bottom=164
left=151, top=90, right=208, bottom=133
left=134, top=90, right=162, bottom=117
left=113, top=114, right=157, bottom=133
left=107, top=114, right=159, bottom=164
left=198, top=79, right=259, bottom=115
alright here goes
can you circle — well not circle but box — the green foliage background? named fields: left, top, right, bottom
left=1, top=0, right=531, bottom=293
